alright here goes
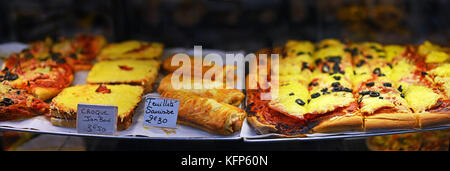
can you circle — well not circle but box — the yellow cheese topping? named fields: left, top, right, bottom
left=314, top=46, right=344, bottom=60
left=308, top=92, right=354, bottom=114
left=269, top=81, right=309, bottom=117
left=87, top=59, right=160, bottom=83
left=51, top=84, right=144, bottom=121
left=98, top=40, right=163, bottom=60
left=403, top=85, right=440, bottom=113
left=360, top=97, right=395, bottom=114
left=390, top=59, right=415, bottom=83
left=428, top=63, right=450, bottom=77
left=425, top=51, right=449, bottom=63
left=418, top=41, right=442, bottom=56
left=284, top=40, right=315, bottom=57
left=384, top=45, right=406, bottom=62
left=278, top=56, right=313, bottom=76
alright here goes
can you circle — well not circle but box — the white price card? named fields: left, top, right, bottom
left=77, top=104, right=118, bottom=135
left=143, top=97, right=179, bottom=128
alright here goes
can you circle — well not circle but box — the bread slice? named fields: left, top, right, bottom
left=50, top=84, right=143, bottom=130
left=86, top=59, right=160, bottom=93
left=97, top=40, right=163, bottom=61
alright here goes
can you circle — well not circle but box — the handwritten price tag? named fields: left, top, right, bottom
left=143, top=97, right=179, bottom=128
left=77, top=104, right=118, bottom=135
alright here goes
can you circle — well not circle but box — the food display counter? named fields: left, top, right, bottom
left=0, top=0, right=449, bottom=153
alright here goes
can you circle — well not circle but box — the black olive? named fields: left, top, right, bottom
left=297, top=51, right=305, bottom=56
left=379, top=96, right=384, bottom=99
left=315, top=58, right=322, bottom=65
left=356, top=60, right=366, bottom=67
left=4, top=72, right=18, bottom=81
left=359, top=91, right=370, bottom=96
left=366, top=55, right=373, bottom=59
left=321, top=88, right=328, bottom=93
left=308, top=81, right=318, bottom=87
left=400, top=93, right=405, bottom=98
left=365, top=82, right=375, bottom=87
left=378, top=73, right=386, bottom=77
left=398, top=85, right=403, bottom=92
left=332, top=63, right=342, bottom=74
left=2, top=67, right=8, bottom=72
left=369, top=91, right=380, bottom=97
left=386, top=63, right=392, bottom=69
left=332, top=87, right=343, bottom=92
left=383, top=82, right=392, bottom=87
left=311, top=93, right=321, bottom=98
left=326, top=56, right=341, bottom=63
left=69, top=53, right=77, bottom=59
left=289, top=92, right=295, bottom=96
left=331, top=82, right=340, bottom=87
left=302, top=62, right=309, bottom=70
left=343, top=87, right=353, bottom=92
left=333, top=76, right=341, bottom=80
left=296, top=99, right=305, bottom=106
left=0, top=98, right=13, bottom=106
left=373, top=68, right=381, bottom=75
left=421, top=72, right=428, bottom=76
left=322, top=64, right=330, bottom=73
left=55, top=58, right=66, bottom=63
left=379, top=55, right=386, bottom=58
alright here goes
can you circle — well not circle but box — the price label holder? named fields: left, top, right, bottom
left=143, top=97, right=179, bottom=128
left=76, top=104, right=118, bottom=135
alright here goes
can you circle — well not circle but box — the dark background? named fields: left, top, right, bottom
left=0, top=0, right=449, bottom=151
left=0, top=0, right=449, bottom=52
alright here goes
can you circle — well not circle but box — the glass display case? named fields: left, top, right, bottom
left=0, top=0, right=449, bottom=153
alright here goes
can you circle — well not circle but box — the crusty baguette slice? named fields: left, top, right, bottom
left=50, top=84, right=143, bottom=130
left=157, top=74, right=245, bottom=106
left=159, top=90, right=246, bottom=135
left=86, top=59, right=160, bottom=93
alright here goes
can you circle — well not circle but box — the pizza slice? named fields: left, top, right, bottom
left=52, top=34, right=107, bottom=71
left=1, top=54, right=74, bottom=101
left=0, top=83, right=49, bottom=121
left=97, top=40, right=164, bottom=61
left=246, top=74, right=309, bottom=135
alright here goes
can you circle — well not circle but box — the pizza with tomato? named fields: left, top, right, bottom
left=0, top=52, right=74, bottom=101
left=247, top=39, right=450, bottom=135
left=0, top=83, right=49, bottom=121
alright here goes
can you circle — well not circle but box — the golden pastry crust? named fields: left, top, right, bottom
left=363, top=113, right=419, bottom=131
left=160, top=90, right=246, bottom=135
left=310, top=114, right=364, bottom=133
left=157, top=74, right=245, bottom=106
left=415, top=112, right=450, bottom=128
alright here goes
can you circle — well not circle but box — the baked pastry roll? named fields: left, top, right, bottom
left=157, top=74, right=244, bottom=106
left=159, top=90, right=246, bottom=135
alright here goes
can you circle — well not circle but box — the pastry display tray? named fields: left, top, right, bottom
left=241, top=119, right=450, bottom=142
left=0, top=44, right=245, bottom=140
left=0, top=43, right=449, bottom=141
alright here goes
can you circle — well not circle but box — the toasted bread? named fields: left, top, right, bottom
left=86, top=59, right=160, bottom=93
left=50, top=84, right=143, bottom=130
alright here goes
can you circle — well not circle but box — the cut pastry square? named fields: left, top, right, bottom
left=86, top=59, right=160, bottom=93
left=157, top=73, right=245, bottom=107
left=159, top=90, right=246, bottom=135
left=50, top=84, right=144, bottom=130
left=97, top=40, right=164, bottom=61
